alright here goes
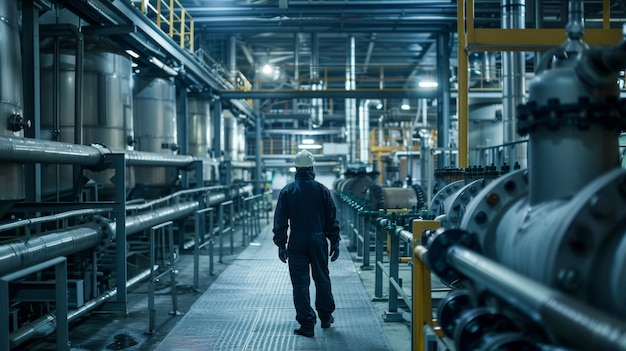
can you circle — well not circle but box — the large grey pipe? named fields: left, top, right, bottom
left=443, top=246, right=626, bottom=351
left=0, top=200, right=199, bottom=276
left=501, top=0, right=526, bottom=167
left=0, top=135, right=196, bottom=168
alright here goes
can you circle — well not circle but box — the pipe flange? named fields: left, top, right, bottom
left=460, top=169, right=529, bottom=258
left=87, top=215, right=114, bottom=251
left=429, top=180, right=464, bottom=219
left=453, top=308, right=517, bottom=351
left=437, top=289, right=472, bottom=338
left=367, top=184, right=385, bottom=211
left=423, top=227, right=481, bottom=286
left=411, top=184, right=427, bottom=210
left=516, top=97, right=626, bottom=136
left=445, top=179, right=485, bottom=229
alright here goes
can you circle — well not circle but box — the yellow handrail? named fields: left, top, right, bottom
left=137, top=0, right=195, bottom=52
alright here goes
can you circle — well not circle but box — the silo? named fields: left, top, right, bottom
left=187, top=95, right=211, bottom=158
left=133, top=75, right=178, bottom=197
left=0, top=0, right=25, bottom=215
left=223, top=115, right=237, bottom=161
left=40, top=39, right=134, bottom=199
left=237, top=122, right=246, bottom=161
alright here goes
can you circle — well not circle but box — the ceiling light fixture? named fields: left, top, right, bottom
left=401, top=99, right=410, bottom=110
left=418, top=80, right=438, bottom=88
left=125, top=49, right=140, bottom=59
left=262, top=64, right=274, bottom=75
left=302, top=138, right=315, bottom=144
left=297, top=144, right=322, bottom=150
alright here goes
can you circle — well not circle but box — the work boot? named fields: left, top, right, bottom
left=294, top=325, right=315, bottom=337
left=321, top=315, right=334, bottom=329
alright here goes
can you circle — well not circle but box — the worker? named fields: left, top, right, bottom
left=273, top=150, right=341, bottom=338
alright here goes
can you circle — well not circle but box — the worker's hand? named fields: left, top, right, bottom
left=278, top=245, right=288, bottom=263
left=329, top=241, right=340, bottom=262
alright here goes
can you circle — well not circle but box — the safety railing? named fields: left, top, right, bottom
left=218, top=200, right=235, bottom=263
left=193, top=208, right=215, bottom=289
left=147, top=221, right=181, bottom=334
left=0, top=257, right=69, bottom=351
left=135, top=0, right=194, bottom=52
left=242, top=194, right=263, bottom=246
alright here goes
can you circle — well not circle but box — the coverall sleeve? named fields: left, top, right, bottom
left=323, top=188, right=341, bottom=243
left=272, top=188, right=289, bottom=246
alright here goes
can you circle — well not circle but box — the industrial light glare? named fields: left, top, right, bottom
left=297, top=144, right=322, bottom=150
left=418, top=80, right=438, bottom=88
left=375, top=102, right=383, bottom=109
left=401, top=99, right=410, bottom=110
left=125, top=49, right=140, bottom=59
left=289, top=167, right=296, bottom=173
left=302, top=138, right=315, bottom=144
left=262, top=64, right=274, bottom=75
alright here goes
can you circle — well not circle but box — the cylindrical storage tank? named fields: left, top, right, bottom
left=41, top=40, right=135, bottom=199
left=468, top=102, right=504, bottom=166
left=0, top=0, right=25, bottom=216
left=133, top=75, right=178, bottom=198
left=223, top=115, right=237, bottom=161
left=237, top=122, right=246, bottom=161
left=187, top=95, right=211, bottom=158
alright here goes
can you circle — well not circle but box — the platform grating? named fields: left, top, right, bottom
left=155, top=226, right=393, bottom=351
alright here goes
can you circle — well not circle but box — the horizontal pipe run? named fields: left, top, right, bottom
left=118, top=201, right=200, bottom=236
left=121, top=150, right=196, bottom=167
left=0, top=208, right=111, bottom=233
left=10, top=269, right=151, bottom=348
left=0, top=135, right=105, bottom=166
left=447, top=246, right=626, bottom=351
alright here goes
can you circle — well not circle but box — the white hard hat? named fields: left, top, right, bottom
left=294, top=150, right=315, bottom=167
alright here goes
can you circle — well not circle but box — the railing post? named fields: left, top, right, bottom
left=384, top=225, right=403, bottom=322
left=373, top=218, right=387, bottom=301
left=218, top=203, right=224, bottom=263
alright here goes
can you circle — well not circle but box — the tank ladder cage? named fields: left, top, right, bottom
left=218, top=200, right=235, bottom=263
left=0, top=257, right=69, bottom=351
left=147, top=221, right=182, bottom=335
left=193, top=207, right=215, bottom=290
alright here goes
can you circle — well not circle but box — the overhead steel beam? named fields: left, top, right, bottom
left=219, top=89, right=437, bottom=99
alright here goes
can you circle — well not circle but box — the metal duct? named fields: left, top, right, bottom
left=113, top=200, right=199, bottom=235
left=358, top=99, right=381, bottom=164
left=501, top=0, right=526, bottom=167
left=345, top=36, right=357, bottom=162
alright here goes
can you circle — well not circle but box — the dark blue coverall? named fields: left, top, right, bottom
left=273, top=168, right=341, bottom=329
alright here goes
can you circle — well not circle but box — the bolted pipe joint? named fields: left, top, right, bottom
left=422, top=228, right=481, bottom=286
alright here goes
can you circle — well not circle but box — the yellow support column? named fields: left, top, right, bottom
left=412, top=220, right=440, bottom=351
left=457, top=0, right=469, bottom=168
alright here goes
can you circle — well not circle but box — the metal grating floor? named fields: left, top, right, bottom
left=155, top=226, right=394, bottom=351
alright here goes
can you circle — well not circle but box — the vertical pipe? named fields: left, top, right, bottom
left=255, top=105, right=262, bottom=194
left=458, top=0, right=469, bottom=168
left=437, top=32, right=451, bottom=169
left=310, top=33, right=323, bottom=128
left=22, top=0, right=42, bottom=203
left=345, top=36, right=357, bottom=162
left=212, top=98, right=222, bottom=159
left=293, top=33, right=300, bottom=111
left=229, top=35, right=237, bottom=85
left=502, top=0, right=527, bottom=167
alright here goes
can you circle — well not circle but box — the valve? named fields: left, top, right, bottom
left=7, top=113, right=30, bottom=132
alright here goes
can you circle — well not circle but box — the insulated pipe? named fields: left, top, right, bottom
left=441, top=245, right=626, bottom=351
left=0, top=135, right=197, bottom=168
left=0, top=201, right=199, bottom=277
left=436, top=32, right=451, bottom=169
left=345, top=36, right=357, bottom=162
left=501, top=0, right=526, bottom=167
left=10, top=269, right=151, bottom=348
left=0, top=226, right=105, bottom=277
left=358, top=99, right=381, bottom=164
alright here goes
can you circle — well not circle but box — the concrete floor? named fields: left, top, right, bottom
left=16, top=214, right=439, bottom=351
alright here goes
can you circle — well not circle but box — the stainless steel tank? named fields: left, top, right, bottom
left=133, top=75, right=178, bottom=197
left=40, top=40, right=135, bottom=199
left=223, top=115, right=237, bottom=161
left=187, top=95, right=211, bottom=158
left=0, top=0, right=25, bottom=215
